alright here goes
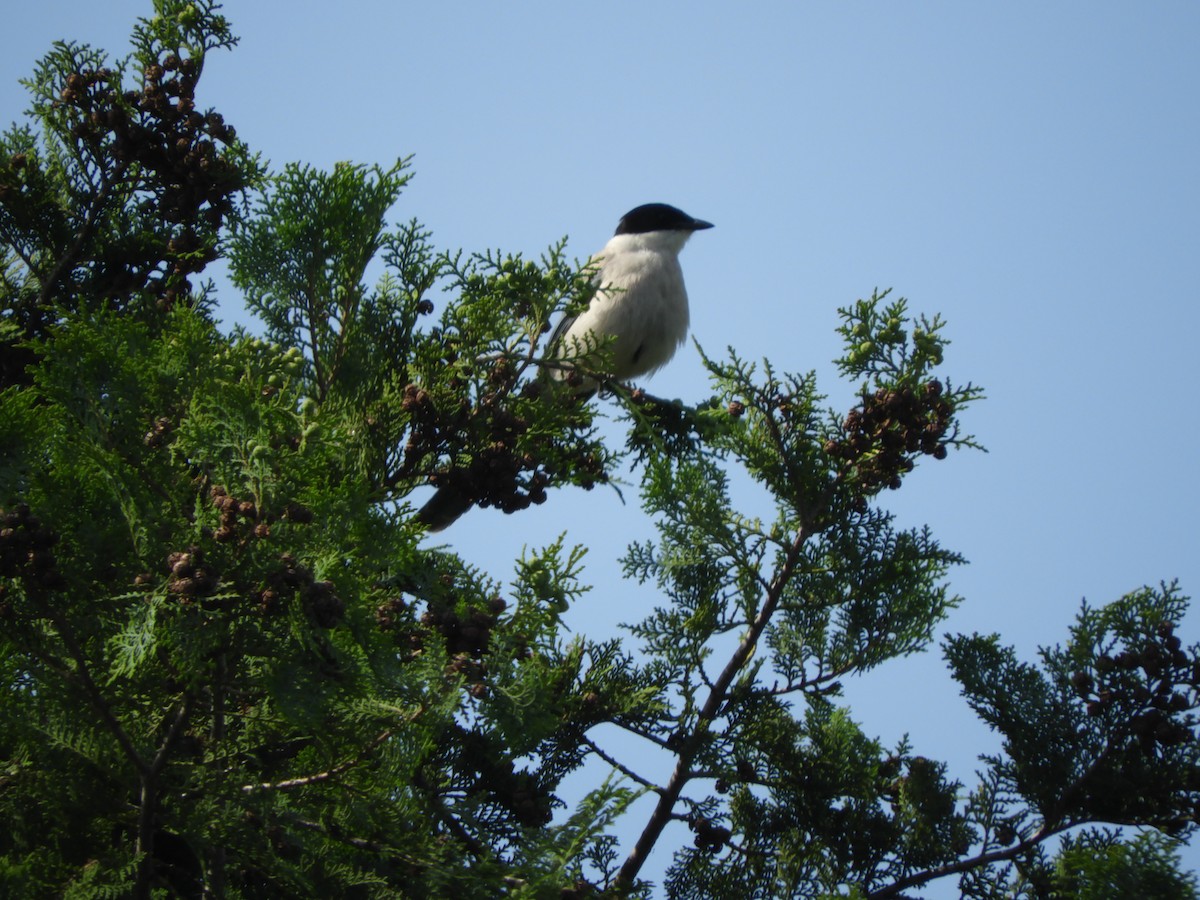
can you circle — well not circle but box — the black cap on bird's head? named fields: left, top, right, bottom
left=615, top=203, right=714, bottom=236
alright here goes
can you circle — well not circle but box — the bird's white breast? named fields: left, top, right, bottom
left=560, top=231, right=692, bottom=380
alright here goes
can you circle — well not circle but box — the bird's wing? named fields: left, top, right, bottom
left=547, top=253, right=605, bottom=352
left=547, top=309, right=578, bottom=351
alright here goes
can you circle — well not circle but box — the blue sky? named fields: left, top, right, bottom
left=5, top=2, right=1200, bottom=892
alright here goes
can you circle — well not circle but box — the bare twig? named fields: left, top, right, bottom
left=582, top=734, right=664, bottom=796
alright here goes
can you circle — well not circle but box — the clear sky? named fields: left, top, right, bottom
left=5, top=2, right=1200, bottom=893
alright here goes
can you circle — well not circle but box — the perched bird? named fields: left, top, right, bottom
left=548, top=202, right=713, bottom=388
left=417, top=202, right=713, bottom=531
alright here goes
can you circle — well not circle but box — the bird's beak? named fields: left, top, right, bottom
left=690, top=218, right=715, bottom=231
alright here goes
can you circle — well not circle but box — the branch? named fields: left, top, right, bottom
left=42, top=602, right=149, bottom=775
left=766, top=658, right=850, bottom=697
left=871, top=684, right=1184, bottom=897
left=301, top=270, right=328, bottom=401
left=150, top=696, right=194, bottom=776
left=282, top=806, right=512, bottom=885
left=582, top=734, right=664, bottom=796
left=135, top=697, right=193, bottom=900
left=614, top=523, right=812, bottom=889
left=37, top=159, right=129, bottom=307
left=412, top=770, right=487, bottom=859
left=285, top=813, right=390, bottom=854
left=610, top=720, right=677, bottom=752
left=241, top=730, right=392, bottom=794
left=866, top=823, right=1071, bottom=899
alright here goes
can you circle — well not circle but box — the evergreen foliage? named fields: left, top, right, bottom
left=1, top=4, right=1197, bottom=897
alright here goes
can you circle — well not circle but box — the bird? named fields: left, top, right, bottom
left=416, top=202, right=713, bottom=531
left=547, top=202, right=714, bottom=388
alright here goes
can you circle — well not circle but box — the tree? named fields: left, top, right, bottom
left=1, top=3, right=1198, bottom=897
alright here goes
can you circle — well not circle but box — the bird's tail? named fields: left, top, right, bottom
left=415, top=487, right=475, bottom=532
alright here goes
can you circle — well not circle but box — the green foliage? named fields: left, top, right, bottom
left=229, top=159, right=417, bottom=402
left=1, top=0, right=254, bottom=345
left=1, top=6, right=1197, bottom=899
left=1051, top=831, right=1197, bottom=899
left=947, top=582, right=1200, bottom=838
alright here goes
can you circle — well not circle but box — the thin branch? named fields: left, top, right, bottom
left=286, top=814, right=389, bottom=854
left=615, top=523, right=812, bottom=890
left=866, top=823, right=1071, bottom=899
left=412, top=770, right=487, bottom=859
left=150, top=696, right=194, bottom=776
left=872, top=710, right=1181, bottom=898
left=766, top=659, right=851, bottom=697
left=37, top=158, right=130, bottom=307
left=582, top=734, right=664, bottom=796
left=241, top=730, right=392, bottom=794
left=2, top=232, right=41, bottom=279
left=135, top=697, right=193, bottom=900
left=43, top=602, right=148, bottom=775
left=610, top=720, right=676, bottom=752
